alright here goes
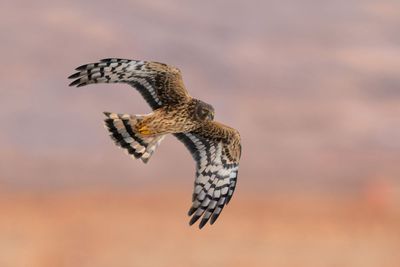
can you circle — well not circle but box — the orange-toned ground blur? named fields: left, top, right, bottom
left=1, top=0, right=400, bottom=266
left=1, top=190, right=399, bottom=267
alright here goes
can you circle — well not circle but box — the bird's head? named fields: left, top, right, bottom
left=194, top=100, right=215, bottom=122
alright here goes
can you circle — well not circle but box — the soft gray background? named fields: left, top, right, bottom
left=1, top=0, right=399, bottom=193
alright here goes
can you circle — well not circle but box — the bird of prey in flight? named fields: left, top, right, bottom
left=69, top=58, right=241, bottom=228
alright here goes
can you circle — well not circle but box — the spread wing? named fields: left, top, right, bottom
left=175, top=121, right=241, bottom=229
left=68, top=58, right=190, bottom=109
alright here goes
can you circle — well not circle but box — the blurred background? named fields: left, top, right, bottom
left=1, top=0, right=400, bottom=266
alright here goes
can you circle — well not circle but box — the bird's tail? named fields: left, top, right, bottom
left=103, top=112, right=165, bottom=163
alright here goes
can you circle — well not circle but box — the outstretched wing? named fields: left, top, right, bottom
left=68, top=58, right=190, bottom=110
left=175, top=121, right=241, bottom=229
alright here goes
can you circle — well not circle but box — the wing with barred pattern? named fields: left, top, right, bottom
left=175, top=121, right=241, bottom=229
left=68, top=58, right=190, bottom=109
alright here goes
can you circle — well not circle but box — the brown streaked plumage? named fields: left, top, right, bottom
left=68, top=58, right=241, bottom=228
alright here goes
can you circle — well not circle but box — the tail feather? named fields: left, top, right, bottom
left=103, top=112, right=164, bottom=163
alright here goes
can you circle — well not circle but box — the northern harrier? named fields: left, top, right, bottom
left=68, top=58, right=241, bottom=228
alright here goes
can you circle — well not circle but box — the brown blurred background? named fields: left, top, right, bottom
left=1, top=0, right=400, bottom=266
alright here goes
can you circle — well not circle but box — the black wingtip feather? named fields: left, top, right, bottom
left=209, top=215, right=218, bottom=225
left=68, top=79, right=81, bottom=87
left=226, top=186, right=236, bottom=204
left=68, top=72, right=81, bottom=79
left=210, top=208, right=224, bottom=225
left=189, top=214, right=201, bottom=226
left=187, top=207, right=196, bottom=216
left=199, top=218, right=210, bottom=229
left=76, top=64, right=90, bottom=71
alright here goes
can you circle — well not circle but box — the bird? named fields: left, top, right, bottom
left=68, top=58, right=241, bottom=228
